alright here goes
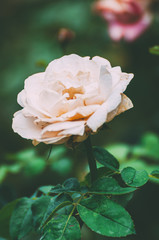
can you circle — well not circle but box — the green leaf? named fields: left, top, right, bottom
left=85, top=167, right=113, bottom=185
left=38, top=186, right=54, bottom=195
left=111, top=192, right=134, bottom=207
left=121, top=167, right=149, bottom=187
left=51, top=178, right=80, bottom=194
left=10, top=198, right=33, bottom=240
left=18, top=208, right=34, bottom=240
left=0, top=199, right=20, bottom=239
left=63, top=178, right=80, bottom=192
left=42, top=194, right=73, bottom=228
left=150, top=170, right=159, bottom=179
left=90, top=177, right=136, bottom=195
left=31, top=196, right=51, bottom=230
left=93, top=147, right=119, bottom=171
left=41, top=200, right=73, bottom=230
left=41, top=215, right=81, bottom=240
left=149, top=46, right=159, bottom=55
left=77, top=195, right=135, bottom=237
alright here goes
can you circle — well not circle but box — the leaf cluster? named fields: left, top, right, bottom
left=0, top=146, right=152, bottom=239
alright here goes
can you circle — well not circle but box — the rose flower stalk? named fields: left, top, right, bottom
left=12, top=54, right=133, bottom=145
left=94, top=0, right=153, bottom=42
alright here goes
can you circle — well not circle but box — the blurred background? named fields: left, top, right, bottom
left=0, top=0, right=159, bottom=239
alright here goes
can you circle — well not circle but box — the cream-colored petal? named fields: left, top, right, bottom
left=107, top=94, right=133, bottom=122
left=92, top=56, right=111, bottom=68
left=99, top=66, right=112, bottom=100
left=38, top=89, right=60, bottom=114
left=17, top=90, right=27, bottom=107
left=40, top=136, right=68, bottom=145
left=59, top=123, right=85, bottom=136
left=60, top=105, right=100, bottom=121
left=41, top=121, right=85, bottom=136
left=45, top=54, right=90, bottom=77
left=25, top=72, right=53, bottom=118
left=12, top=111, right=41, bottom=140
left=87, top=91, right=122, bottom=132
left=87, top=101, right=108, bottom=132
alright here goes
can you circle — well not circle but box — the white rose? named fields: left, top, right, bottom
left=12, top=54, right=133, bottom=145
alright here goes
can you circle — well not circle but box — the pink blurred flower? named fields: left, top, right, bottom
left=94, top=0, right=153, bottom=42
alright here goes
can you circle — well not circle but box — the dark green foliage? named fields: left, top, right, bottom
left=51, top=178, right=80, bottom=194
left=0, top=146, right=150, bottom=239
left=150, top=170, right=159, bottom=179
left=0, top=199, right=20, bottom=239
left=93, top=147, right=120, bottom=171
left=10, top=198, right=34, bottom=240
left=77, top=195, right=135, bottom=237
left=121, top=167, right=149, bottom=187
left=31, top=196, right=51, bottom=230
left=90, top=176, right=137, bottom=195
left=41, top=215, right=81, bottom=240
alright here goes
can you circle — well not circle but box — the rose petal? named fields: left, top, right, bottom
left=60, top=105, right=100, bottom=121
left=12, top=111, right=41, bottom=140
left=17, top=90, right=27, bottom=107
left=92, top=56, right=111, bottom=68
left=41, top=121, right=85, bottom=136
left=107, top=94, right=133, bottom=122
left=24, top=72, right=53, bottom=118
left=99, top=66, right=112, bottom=100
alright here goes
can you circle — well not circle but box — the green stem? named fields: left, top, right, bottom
left=84, top=136, right=97, bottom=183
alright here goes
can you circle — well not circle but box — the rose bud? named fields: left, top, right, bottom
left=94, top=0, right=153, bottom=42
left=12, top=54, right=133, bottom=145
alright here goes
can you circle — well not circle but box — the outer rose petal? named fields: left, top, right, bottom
left=24, top=72, right=53, bottom=118
left=17, top=90, right=27, bottom=107
left=87, top=92, right=122, bottom=132
left=92, top=56, right=111, bottom=68
left=12, top=111, right=41, bottom=140
left=107, top=94, right=133, bottom=122
left=87, top=73, right=133, bottom=132
left=45, top=54, right=97, bottom=79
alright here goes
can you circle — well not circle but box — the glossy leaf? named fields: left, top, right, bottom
left=121, top=167, right=149, bottom=187
left=150, top=170, right=159, bottom=179
left=10, top=198, right=33, bottom=240
left=51, top=178, right=80, bottom=194
left=41, top=199, right=73, bottom=229
left=41, top=194, right=73, bottom=228
left=93, top=147, right=119, bottom=171
left=38, top=186, right=54, bottom=195
left=41, top=215, right=81, bottom=240
left=0, top=199, right=20, bottom=239
left=77, top=195, right=135, bottom=237
left=18, top=208, right=33, bottom=240
left=90, top=177, right=136, bottom=195
left=85, top=167, right=113, bottom=185
left=111, top=192, right=134, bottom=207
left=31, top=196, right=51, bottom=230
